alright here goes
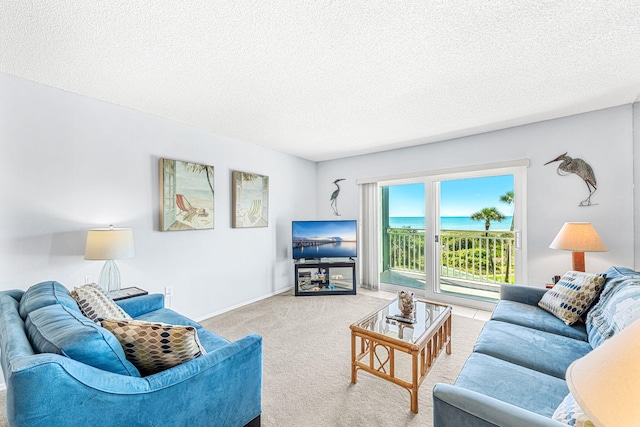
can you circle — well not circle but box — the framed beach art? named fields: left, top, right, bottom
left=232, top=171, right=269, bottom=228
left=159, top=158, right=214, bottom=231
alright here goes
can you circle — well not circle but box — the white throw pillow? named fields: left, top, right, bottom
left=552, top=392, right=595, bottom=427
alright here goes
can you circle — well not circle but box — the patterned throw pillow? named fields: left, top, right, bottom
left=538, top=271, right=605, bottom=325
left=101, top=318, right=206, bottom=376
left=71, top=283, right=131, bottom=323
left=552, top=392, right=595, bottom=426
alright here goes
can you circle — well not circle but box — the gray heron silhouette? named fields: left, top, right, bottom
left=330, top=179, right=345, bottom=216
left=544, top=152, right=597, bottom=206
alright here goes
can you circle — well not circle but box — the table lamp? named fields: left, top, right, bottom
left=549, top=222, right=607, bottom=272
left=84, top=225, right=135, bottom=292
left=566, top=318, right=640, bottom=426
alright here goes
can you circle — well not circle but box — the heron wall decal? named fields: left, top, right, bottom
left=544, top=152, right=597, bottom=206
left=330, top=179, right=345, bottom=216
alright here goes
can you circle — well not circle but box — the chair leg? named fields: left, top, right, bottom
left=243, top=415, right=260, bottom=427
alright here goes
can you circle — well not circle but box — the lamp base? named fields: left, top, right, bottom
left=99, top=260, right=121, bottom=292
left=572, top=251, right=585, bottom=272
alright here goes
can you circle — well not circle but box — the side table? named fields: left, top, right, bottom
left=108, top=287, right=148, bottom=301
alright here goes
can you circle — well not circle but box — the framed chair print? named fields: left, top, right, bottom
left=232, top=171, right=269, bottom=228
left=160, top=158, right=214, bottom=231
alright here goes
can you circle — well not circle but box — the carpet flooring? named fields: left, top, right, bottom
left=0, top=290, right=486, bottom=427
left=201, top=290, right=486, bottom=426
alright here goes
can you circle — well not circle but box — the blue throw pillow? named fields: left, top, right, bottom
left=586, top=275, right=640, bottom=348
left=18, top=281, right=80, bottom=320
left=601, top=266, right=640, bottom=284
left=26, top=304, right=140, bottom=376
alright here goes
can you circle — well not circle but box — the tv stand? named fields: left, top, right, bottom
left=294, top=261, right=356, bottom=296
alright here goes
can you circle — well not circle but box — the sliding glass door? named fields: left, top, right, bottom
left=378, top=163, right=526, bottom=310
left=436, top=175, right=515, bottom=303
left=379, top=182, right=426, bottom=290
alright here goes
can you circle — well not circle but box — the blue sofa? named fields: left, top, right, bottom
left=0, top=282, right=262, bottom=427
left=433, top=266, right=640, bottom=427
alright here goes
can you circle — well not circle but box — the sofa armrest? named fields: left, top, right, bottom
left=500, top=284, right=548, bottom=306
left=116, top=294, right=164, bottom=317
left=433, top=383, right=565, bottom=427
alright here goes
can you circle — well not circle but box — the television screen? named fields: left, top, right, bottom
left=292, top=220, right=357, bottom=259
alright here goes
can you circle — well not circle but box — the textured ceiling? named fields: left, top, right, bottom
left=1, top=1, right=640, bottom=161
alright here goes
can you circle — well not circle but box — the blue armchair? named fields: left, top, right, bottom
left=0, top=282, right=262, bottom=427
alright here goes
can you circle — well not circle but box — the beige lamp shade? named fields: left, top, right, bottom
left=549, top=222, right=607, bottom=272
left=566, top=318, right=640, bottom=427
left=85, top=226, right=135, bottom=260
left=549, top=222, right=607, bottom=252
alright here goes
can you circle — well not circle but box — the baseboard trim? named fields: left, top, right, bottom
left=195, top=286, right=293, bottom=322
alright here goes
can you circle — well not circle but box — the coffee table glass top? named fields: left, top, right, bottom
left=352, top=299, right=450, bottom=344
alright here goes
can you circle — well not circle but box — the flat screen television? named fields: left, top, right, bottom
left=292, top=220, right=357, bottom=260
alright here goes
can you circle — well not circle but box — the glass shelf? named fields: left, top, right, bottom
left=294, top=261, right=356, bottom=296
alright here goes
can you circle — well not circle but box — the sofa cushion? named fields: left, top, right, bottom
left=133, top=308, right=230, bottom=352
left=538, top=271, right=605, bottom=325
left=552, top=393, right=594, bottom=426
left=101, top=318, right=207, bottom=376
left=134, top=308, right=203, bottom=330
left=586, top=275, right=640, bottom=348
left=0, top=293, right=36, bottom=360
left=473, top=321, right=592, bottom=379
left=491, top=300, right=588, bottom=341
left=116, top=293, right=165, bottom=318
left=135, top=308, right=229, bottom=353
left=454, top=353, right=569, bottom=417
left=26, top=304, right=140, bottom=376
left=194, top=328, right=232, bottom=353
left=18, top=281, right=80, bottom=320
left=71, top=283, right=131, bottom=323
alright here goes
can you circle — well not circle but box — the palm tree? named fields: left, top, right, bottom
left=181, top=162, right=214, bottom=196
left=500, top=190, right=514, bottom=231
left=470, top=207, right=506, bottom=236
left=500, top=190, right=514, bottom=282
left=470, top=207, right=505, bottom=281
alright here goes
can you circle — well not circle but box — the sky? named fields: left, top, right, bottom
left=388, top=175, right=514, bottom=217
left=293, top=220, right=357, bottom=240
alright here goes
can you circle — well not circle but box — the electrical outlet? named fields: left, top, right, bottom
left=85, top=275, right=93, bottom=284
left=164, top=286, right=174, bottom=297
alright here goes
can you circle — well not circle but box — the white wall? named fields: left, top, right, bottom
left=0, top=72, right=316, bottom=320
left=316, top=105, right=636, bottom=286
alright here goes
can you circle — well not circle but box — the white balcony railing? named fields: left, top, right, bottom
left=386, top=228, right=515, bottom=285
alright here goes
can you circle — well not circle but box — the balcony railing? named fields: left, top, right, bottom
left=386, top=228, right=515, bottom=285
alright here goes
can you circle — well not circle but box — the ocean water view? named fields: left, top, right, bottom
left=292, top=241, right=357, bottom=259
left=390, top=216, right=513, bottom=231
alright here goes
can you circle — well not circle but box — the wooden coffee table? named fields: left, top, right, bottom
left=350, top=298, right=452, bottom=413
